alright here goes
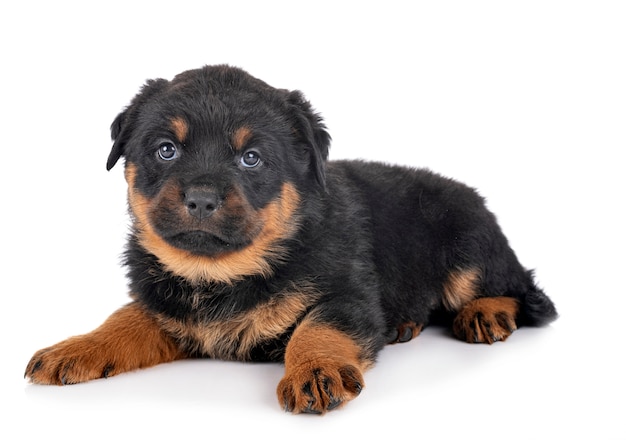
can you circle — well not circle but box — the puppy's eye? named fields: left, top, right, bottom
left=157, top=142, right=179, bottom=161
left=241, top=150, right=261, bottom=168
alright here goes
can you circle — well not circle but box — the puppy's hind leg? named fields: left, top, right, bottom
left=452, top=296, right=519, bottom=344
left=449, top=270, right=557, bottom=344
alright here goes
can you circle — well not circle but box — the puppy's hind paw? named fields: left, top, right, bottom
left=453, top=297, right=519, bottom=344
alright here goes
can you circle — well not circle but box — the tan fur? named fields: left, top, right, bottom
left=231, top=126, right=252, bottom=151
left=390, top=321, right=423, bottom=344
left=453, top=297, right=519, bottom=344
left=170, top=117, right=188, bottom=143
left=25, top=302, right=186, bottom=385
left=125, top=163, right=301, bottom=284
left=159, top=284, right=321, bottom=360
left=276, top=319, right=372, bottom=414
left=442, top=268, right=480, bottom=311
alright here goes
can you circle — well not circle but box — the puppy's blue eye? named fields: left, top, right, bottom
left=158, top=142, right=178, bottom=161
left=241, top=150, right=261, bottom=168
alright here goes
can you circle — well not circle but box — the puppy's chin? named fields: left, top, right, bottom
left=163, top=231, right=250, bottom=256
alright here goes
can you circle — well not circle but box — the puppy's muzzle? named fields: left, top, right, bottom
left=184, top=187, right=221, bottom=220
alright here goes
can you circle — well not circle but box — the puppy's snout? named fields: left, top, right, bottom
left=184, top=188, right=221, bottom=219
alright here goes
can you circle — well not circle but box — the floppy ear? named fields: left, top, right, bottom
left=286, top=91, right=331, bottom=189
left=106, top=78, right=169, bottom=171
left=106, top=111, right=126, bottom=170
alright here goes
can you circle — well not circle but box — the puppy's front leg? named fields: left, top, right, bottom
left=277, top=319, right=373, bottom=414
left=25, top=302, right=186, bottom=385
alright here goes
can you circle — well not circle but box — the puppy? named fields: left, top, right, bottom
left=25, top=65, right=557, bottom=414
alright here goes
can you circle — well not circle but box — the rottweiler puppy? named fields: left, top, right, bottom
left=25, top=65, right=557, bottom=414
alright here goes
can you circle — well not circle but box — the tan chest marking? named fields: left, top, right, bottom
left=159, top=286, right=320, bottom=361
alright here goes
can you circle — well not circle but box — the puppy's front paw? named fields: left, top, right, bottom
left=25, top=335, right=116, bottom=385
left=277, top=361, right=364, bottom=414
left=25, top=303, right=186, bottom=385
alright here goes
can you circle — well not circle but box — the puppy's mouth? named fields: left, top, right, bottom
left=141, top=179, right=264, bottom=257
left=163, top=230, right=252, bottom=256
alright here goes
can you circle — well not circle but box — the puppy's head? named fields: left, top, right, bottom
left=107, top=65, right=330, bottom=284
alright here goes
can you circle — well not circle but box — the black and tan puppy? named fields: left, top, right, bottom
left=25, top=65, right=557, bottom=414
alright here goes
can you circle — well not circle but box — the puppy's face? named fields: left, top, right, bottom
left=107, top=66, right=330, bottom=284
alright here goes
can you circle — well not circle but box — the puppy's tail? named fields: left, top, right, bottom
left=518, top=272, right=558, bottom=327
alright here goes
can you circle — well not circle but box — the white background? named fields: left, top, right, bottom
left=1, top=1, right=624, bottom=438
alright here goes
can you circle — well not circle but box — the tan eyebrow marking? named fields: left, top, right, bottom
left=170, top=117, right=188, bottom=143
left=232, top=127, right=253, bottom=151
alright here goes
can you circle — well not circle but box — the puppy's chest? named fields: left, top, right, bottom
left=157, top=286, right=319, bottom=361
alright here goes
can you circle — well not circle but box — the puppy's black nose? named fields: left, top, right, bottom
left=184, top=188, right=220, bottom=219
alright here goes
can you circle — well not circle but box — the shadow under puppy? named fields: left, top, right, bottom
left=25, top=65, right=557, bottom=414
